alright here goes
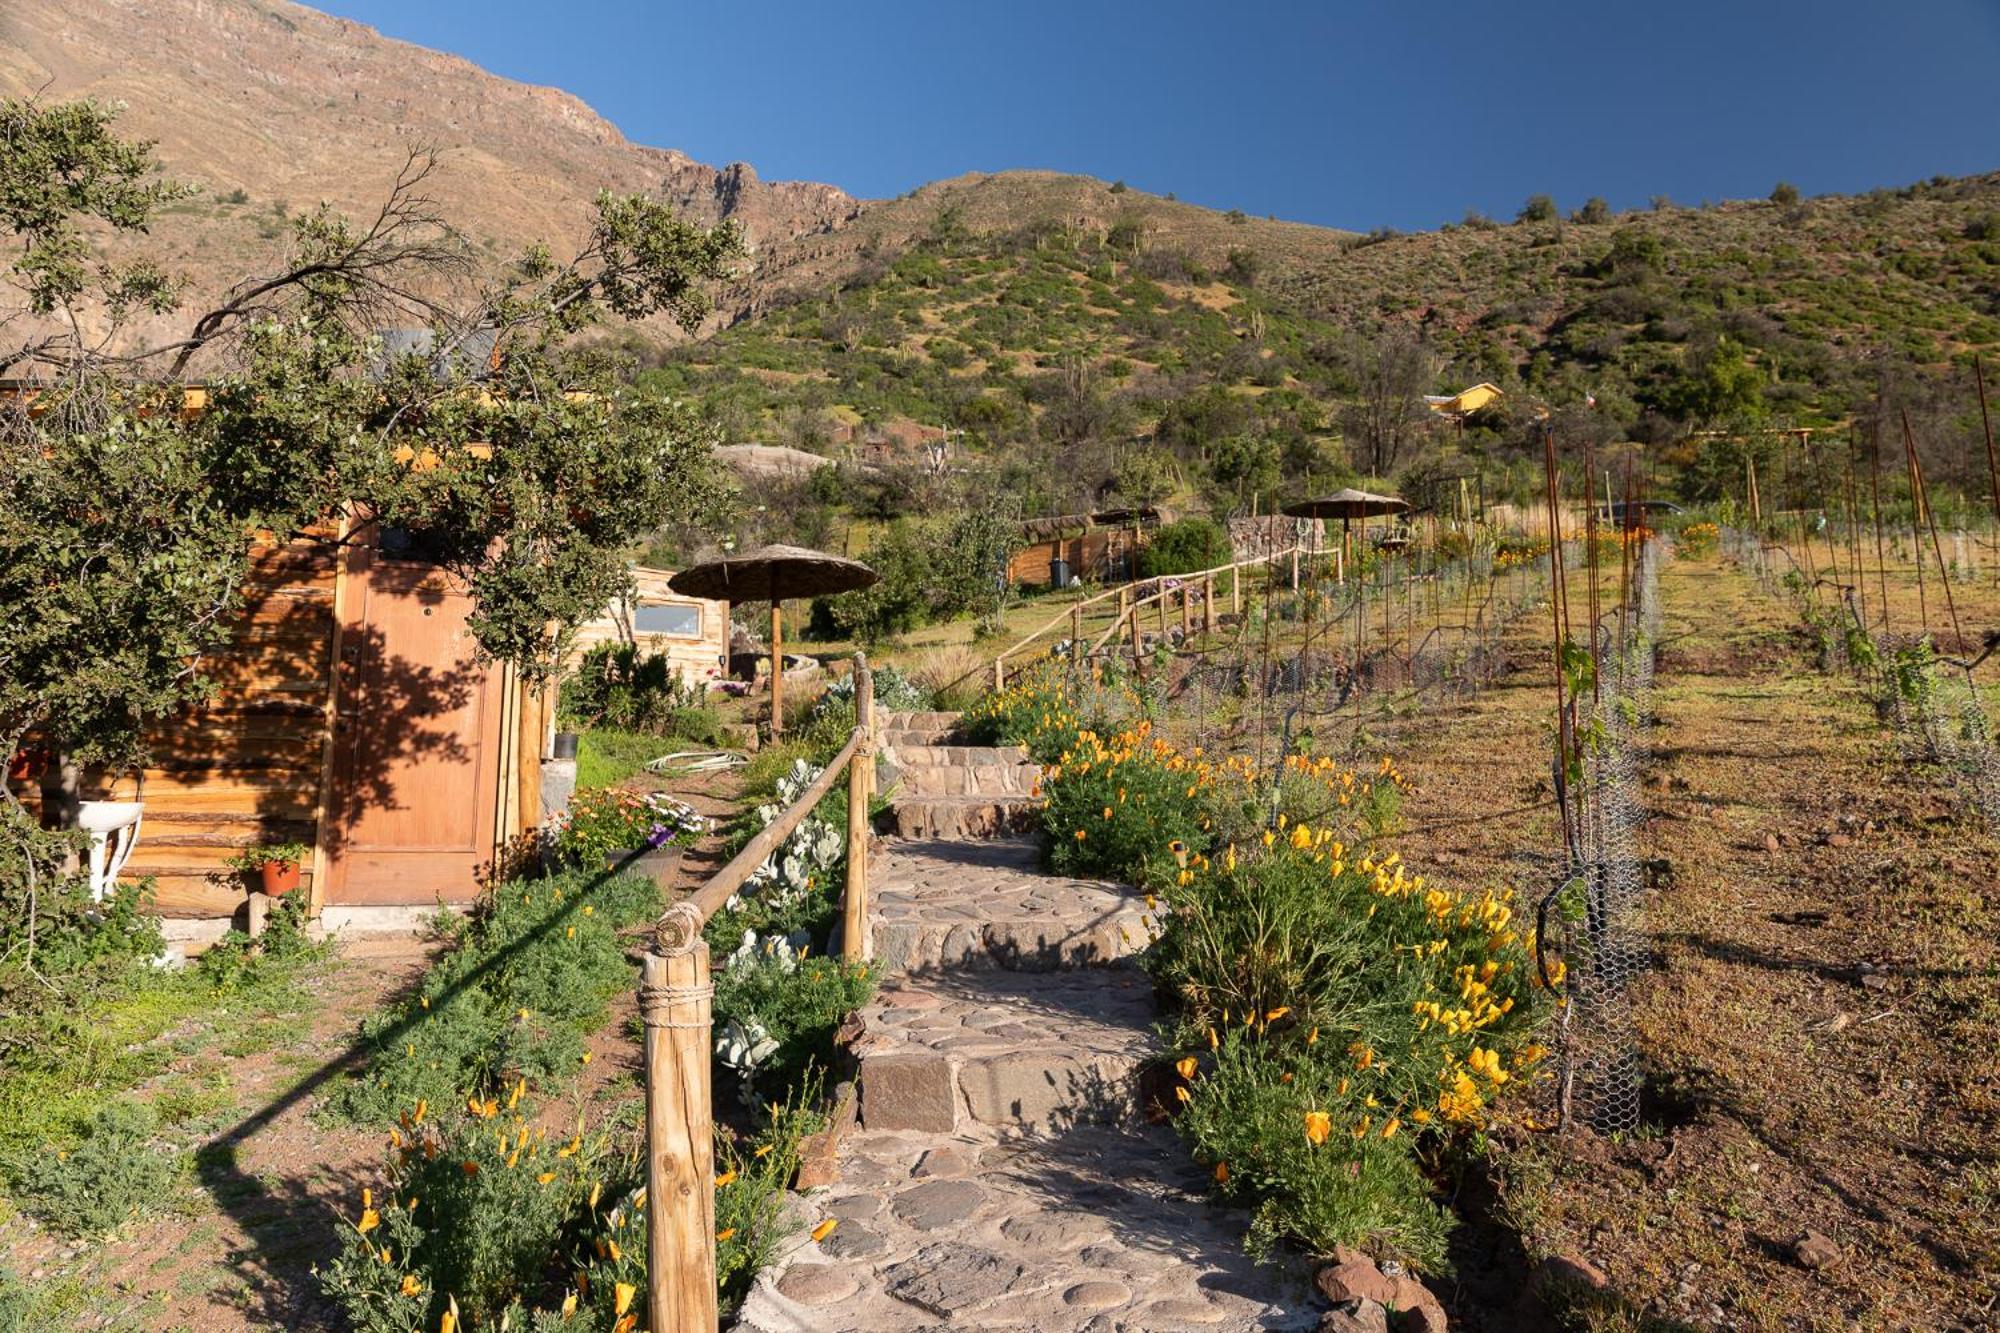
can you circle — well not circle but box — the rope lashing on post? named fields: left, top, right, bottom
left=637, top=981, right=715, bottom=1030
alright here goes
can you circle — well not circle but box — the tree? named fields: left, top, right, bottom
left=1112, top=448, right=1179, bottom=510
left=1573, top=196, right=1611, bottom=225
left=1660, top=335, right=1765, bottom=426
left=1770, top=181, right=1801, bottom=206
left=1340, top=328, right=1438, bottom=476
left=1518, top=194, right=1558, bottom=224
left=1, top=98, right=739, bottom=957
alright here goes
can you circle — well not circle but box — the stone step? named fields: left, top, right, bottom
left=854, top=968, right=1158, bottom=1135
left=887, top=794, right=1038, bottom=841
left=869, top=837, right=1148, bottom=974
left=736, top=1121, right=1314, bottom=1332
left=887, top=743, right=1031, bottom=766
left=877, top=727, right=956, bottom=749
left=897, top=763, right=1036, bottom=798
left=881, top=710, right=962, bottom=736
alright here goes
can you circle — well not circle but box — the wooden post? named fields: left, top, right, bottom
left=993, top=656, right=1005, bottom=691
left=246, top=890, right=269, bottom=940
left=1071, top=603, right=1082, bottom=653
left=1180, top=583, right=1192, bottom=637
left=1203, top=575, right=1215, bottom=635
left=1158, top=587, right=1169, bottom=636
left=769, top=603, right=785, bottom=736
left=642, top=904, right=717, bottom=1333
left=844, top=655, right=873, bottom=964
left=1231, top=566, right=1241, bottom=616
left=1290, top=546, right=1300, bottom=590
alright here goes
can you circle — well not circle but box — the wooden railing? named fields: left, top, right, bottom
left=982, top=545, right=1305, bottom=690
left=638, top=654, right=875, bottom=1333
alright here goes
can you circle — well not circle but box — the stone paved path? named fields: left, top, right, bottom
left=735, top=714, right=1318, bottom=1332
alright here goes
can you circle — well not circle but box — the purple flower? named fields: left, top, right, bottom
left=644, top=823, right=676, bottom=849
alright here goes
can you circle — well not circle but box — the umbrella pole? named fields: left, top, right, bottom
left=770, top=602, right=784, bottom=736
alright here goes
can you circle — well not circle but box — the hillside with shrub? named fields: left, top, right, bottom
left=654, top=171, right=2000, bottom=523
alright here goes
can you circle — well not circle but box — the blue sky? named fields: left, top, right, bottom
left=312, top=0, right=2000, bottom=232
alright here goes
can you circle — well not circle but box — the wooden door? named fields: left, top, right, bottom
left=323, top=538, right=504, bottom=905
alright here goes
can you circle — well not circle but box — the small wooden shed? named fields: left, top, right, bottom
left=55, top=518, right=553, bottom=920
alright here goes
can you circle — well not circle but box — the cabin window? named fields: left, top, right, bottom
left=632, top=601, right=703, bottom=639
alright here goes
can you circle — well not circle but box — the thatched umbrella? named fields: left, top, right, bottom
left=668, top=544, right=878, bottom=734
left=1282, top=490, right=1411, bottom=668
left=1283, top=489, right=1411, bottom=572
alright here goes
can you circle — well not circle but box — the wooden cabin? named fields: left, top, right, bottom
left=1007, top=508, right=1165, bottom=588
left=568, top=566, right=731, bottom=688
left=40, top=518, right=552, bottom=923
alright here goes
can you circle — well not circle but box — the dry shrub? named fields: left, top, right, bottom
left=903, top=643, right=984, bottom=711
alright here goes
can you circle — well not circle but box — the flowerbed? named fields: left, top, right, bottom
left=976, top=665, right=1547, bottom=1272
left=1153, top=831, right=1546, bottom=1271
left=550, top=787, right=705, bottom=870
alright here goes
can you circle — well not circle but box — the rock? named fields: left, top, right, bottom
left=1319, top=1299, right=1392, bottom=1333
left=1537, top=1253, right=1610, bottom=1295
left=890, top=1178, right=988, bottom=1229
left=860, top=1051, right=957, bottom=1132
left=883, top=1243, right=1028, bottom=1317
left=1316, top=1259, right=1398, bottom=1306
left=1827, top=832, right=1852, bottom=848
left=1063, top=1280, right=1132, bottom=1310
left=1793, top=1230, right=1840, bottom=1270
left=1389, top=1276, right=1448, bottom=1332
left=1762, top=832, right=1782, bottom=853
left=817, top=1220, right=888, bottom=1259
left=911, top=1143, right=977, bottom=1179
left=774, top=1263, right=859, bottom=1306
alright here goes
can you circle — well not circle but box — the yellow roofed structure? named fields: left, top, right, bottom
left=1423, top=382, right=1504, bottom=417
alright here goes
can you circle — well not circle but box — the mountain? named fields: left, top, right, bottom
left=8, top=0, right=2000, bottom=516
left=0, top=0, right=858, bottom=310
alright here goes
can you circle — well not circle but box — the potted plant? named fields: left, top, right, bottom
left=226, top=841, right=310, bottom=896
left=551, top=788, right=706, bottom=884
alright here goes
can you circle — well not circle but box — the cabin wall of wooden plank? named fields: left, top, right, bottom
left=1006, top=530, right=1141, bottom=588
left=16, top=531, right=546, bottom=922
left=93, top=536, right=340, bottom=919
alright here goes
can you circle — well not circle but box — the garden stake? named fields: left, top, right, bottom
left=1980, top=358, right=2000, bottom=585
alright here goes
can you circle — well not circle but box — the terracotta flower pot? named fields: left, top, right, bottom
left=259, top=859, right=303, bottom=896
left=7, top=747, right=44, bottom=783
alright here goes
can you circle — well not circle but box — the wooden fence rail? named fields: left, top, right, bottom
left=987, top=544, right=1305, bottom=689
left=639, top=653, right=874, bottom=1333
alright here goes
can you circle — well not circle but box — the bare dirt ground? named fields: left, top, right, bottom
left=1368, top=553, right=1999, bottom=1331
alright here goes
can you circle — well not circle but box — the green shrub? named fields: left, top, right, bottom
left=319, top=1078, right=823, bottom=1330
left=1177, top=1034, right=1449, bottom=1266
left=194, top=888, right=325, bottom=990
left=559, top=643, right=707, bottom=734
left=327, top=868, right=662, bottom=1124
left=1138, top=518, right=1233, bottom=578
left=10, top=1099, right=183, bottom=1238
left=1041, top=721, right=1220, bottom=884
left=713, top=942, right=875, bottom=1105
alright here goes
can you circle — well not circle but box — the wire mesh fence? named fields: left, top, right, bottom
left=1724, top=523, right=2000, bottom=828
left=1543, top=537, right=1662, bottom=1136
